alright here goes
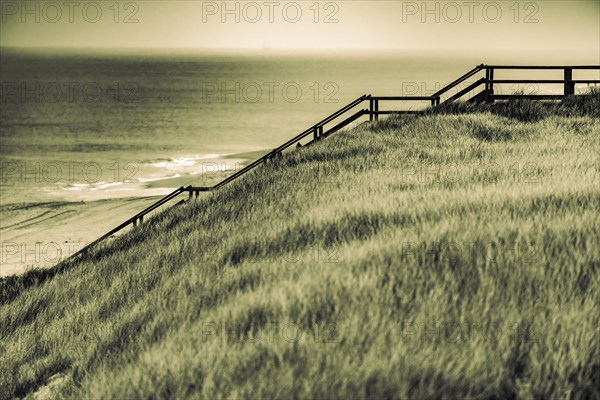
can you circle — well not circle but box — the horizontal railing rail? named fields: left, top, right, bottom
left=371, top=96, right=432, bottom=100
left=310, top=109, right=369, bottom=143
left=431, top=64, right=485, bottom=101
left=446, top=77, right=486, bottom=103
left=56, top=63, right=599, bottom=265
left=70, top=186, right=188, bottom=258
left=486, top=65, right=600, bottom=69
left=484, top=65, right=599, bottom=100
left=492, top=94, right=564, bottom=100
left=63, top=96, right=372, bottom=261
left=211, top=95, right=370, bottom=190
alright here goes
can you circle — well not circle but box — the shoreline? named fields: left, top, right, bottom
left=0, top=149, right=269, bottom=277
left=0, top=196, right=160, bottom=277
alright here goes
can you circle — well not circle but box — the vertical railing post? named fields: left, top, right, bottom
left=369, top=98, right=374, bottom=121
left=564, top=67, right=573, bottom=97
left=484, top=67, right=490, bottom=103
left=313, top=126, right=319, bottom=141
left=488, top=67, right=494, bottom=103
left=374, top=99, right=379, bottom=121
left=189, top=190, right=192, bottom=199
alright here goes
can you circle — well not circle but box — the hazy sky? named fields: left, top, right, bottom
left=0, top=0, right=598, bottom=55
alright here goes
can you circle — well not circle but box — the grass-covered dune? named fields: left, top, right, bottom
left=1, top=94, right=599, bottom=399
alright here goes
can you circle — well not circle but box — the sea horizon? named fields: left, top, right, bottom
left=2, top=46, right=597, bottom=205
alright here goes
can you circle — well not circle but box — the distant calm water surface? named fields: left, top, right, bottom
left=1, top=48, right=597, bottom=205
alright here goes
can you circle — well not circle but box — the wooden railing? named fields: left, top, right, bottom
left=61, top=63, right=600, bottom=264
left=483, top=65, right=600, bottom=101
left=68, top=186, right=189, bottom=258
left=431, top=64, right=486, bottom=105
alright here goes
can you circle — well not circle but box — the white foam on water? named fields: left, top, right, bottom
left=138, top=174, right=182, bottom=183
left=151, top=154, right=221, bottom=169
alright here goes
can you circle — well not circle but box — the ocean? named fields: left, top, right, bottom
left=1, top=48, right=598, bottom=206
left=1, top=47, right=598, bottom=275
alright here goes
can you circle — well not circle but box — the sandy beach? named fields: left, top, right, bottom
left=0, top=196, right=160, bottom=276
left=0, top=150, right=268, bottom=277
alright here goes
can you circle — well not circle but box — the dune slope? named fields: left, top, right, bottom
left=1, top=95, right=599, bottom=399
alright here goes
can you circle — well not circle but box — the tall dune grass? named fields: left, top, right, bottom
left=1, top=93, right=599, bottom=399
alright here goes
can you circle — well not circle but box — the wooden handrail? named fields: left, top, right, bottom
left=310, top=109, right=369, bottom=143
left=487, top=65, right=600, bottom=70
left=307, top=95, right=369, bottom=132
left=484, top=66, right=599, bottom=101
left=493, top=94, right=564, bottom=100
left=56, top=63, right=600, bottom=266
left=64, top=96, right=373, bottom=262
left=129, top=186, right=188, bottom=221
left=445, top=78, right=486, bottom=103
left=68, top=186, right=188, bottom=259
left=213, top=95, right=369, bottom=189
left=431, top=65, right=485, bottom=98
left=371, top=96, right=432, bottom=101
left=493, top=79, right=565, bottom=84
left=493, top=79, right=600, bottom=84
